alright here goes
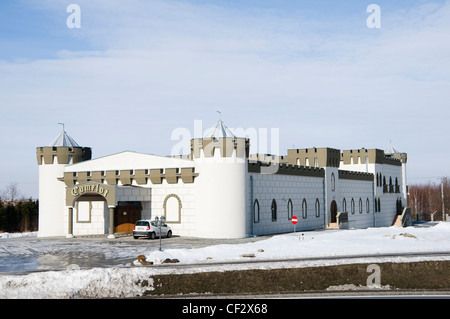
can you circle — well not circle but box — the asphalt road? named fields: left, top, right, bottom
left=158, top=290, right=450, bottom=299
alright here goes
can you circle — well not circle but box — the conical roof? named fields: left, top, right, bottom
left=203, top=120, right=236, bottom=138
left=385, top=142, right=400, bottom=154
left=49, top=130, right=80, bottom=147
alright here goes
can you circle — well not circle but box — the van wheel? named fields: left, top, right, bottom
left=149, top=232, right=156, bottom=239
left=167, top=230, right=172, bottom=238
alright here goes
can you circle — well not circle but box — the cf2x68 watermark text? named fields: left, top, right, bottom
left=182, top=303, right=268, bottom=317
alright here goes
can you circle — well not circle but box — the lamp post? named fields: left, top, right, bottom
left=441, top=178, right=446, bottom=222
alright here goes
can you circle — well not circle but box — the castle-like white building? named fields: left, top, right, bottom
left=36, top=120, right=408, bottom=238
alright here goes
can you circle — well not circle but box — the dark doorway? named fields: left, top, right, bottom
left=115, top=201, right=142, bottom=233
left=396, top=198, right=403, bottom=215
left=330, top=200, right=338, bottom=223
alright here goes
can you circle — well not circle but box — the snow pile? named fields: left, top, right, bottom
left=326, top=283, right=392, bottom=291
left=0, top=267, right=154, bottom=299
left=0, top=232, right=37, bottom=239
left=0, top=223, right=449, bottom=298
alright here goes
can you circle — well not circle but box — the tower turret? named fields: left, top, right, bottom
left=36, top=128, right=91, bottom=237
left=190, top=120, right=249, bottom=160
left=191, top=120, right=250, bottom=238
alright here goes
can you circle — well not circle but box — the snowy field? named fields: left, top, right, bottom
left=0, top=222, right=449, bottom=298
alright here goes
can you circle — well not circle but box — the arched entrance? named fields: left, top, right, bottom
left=330, top=200, right=338, bottom=223
left=73, top=194, right=108, bottom=236
left=66, top=182, right=117, bottom=238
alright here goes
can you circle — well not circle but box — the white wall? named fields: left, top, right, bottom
left=340, top=159, right=405, bottom=228
left=376, top=163, right=404, bottom=227
left=38, top=161, right=67, bottom=237
left=193, top=149, right=247, bottom=238
left=149, top=180, right=197, bottom=237
left=71, top=200, right=107, bottom=236
left=337, top=178, right=374, bottom=228
left=249, top=173, right=325, bottom=235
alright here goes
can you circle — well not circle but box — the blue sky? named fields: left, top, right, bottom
left=1, top=0, right=450, bottom=199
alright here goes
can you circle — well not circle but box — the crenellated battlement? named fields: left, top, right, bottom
left=36, top=146, right=92, bottom=165
left=341, top=148, right=405, bottom=166
left=59, top=167, right=199, bottom=186
left=285, top=147, right=340, bottom=168
left=338, top=169, right=374, bottom=181
left=190, top=137, right=250, bottom=159
left=248, top=160, right=325, bottom=178
left=341, top=148, right=383, bottom=165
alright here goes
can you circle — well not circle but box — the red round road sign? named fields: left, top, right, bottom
left=291, top=216, right=298, bottom=225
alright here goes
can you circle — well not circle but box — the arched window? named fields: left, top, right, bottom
left=302, top=199, right=307, bottom=219
left=253, top=199, right=260, bottom=223
left=359, top=198, right=363, bottom=214
left=271, top=199, right=277, bottom=222
left=315, top=199, right=320, bottom=218
left=366, top=198, right=370, bottom=213
left=287, top=199, right=293, bottom=220
left=378, top=198, right=381, bottom=212
left=331, top=173, right=335, bottom=191
left=375, top=197, right=378, bottom=212
left=163, top=194, right=182, bottom=223
left=342, top=198, right=347, bottom=212
left=351, top=198, right=355, bottom=214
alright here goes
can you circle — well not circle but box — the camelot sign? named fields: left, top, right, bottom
left=71, top=183, right=110, bottom=197
left=66, top=182, right=116, bottom=207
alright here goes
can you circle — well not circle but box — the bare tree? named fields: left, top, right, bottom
left=408, top=177, right=449, bottom=221
left=2, top=183, right=22, bottom=202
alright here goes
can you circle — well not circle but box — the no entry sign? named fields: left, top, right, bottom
left=291, top=216, right=298, bottom=225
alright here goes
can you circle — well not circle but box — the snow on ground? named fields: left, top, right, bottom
left=0, top=223, right=449, bottom=298
left=140, top=222, right=450, bottom=265
left=0, top=232, right=37, bottom=239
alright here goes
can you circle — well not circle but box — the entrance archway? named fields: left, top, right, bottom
left=330, top=200, right=337, bottom=223
left=66, top=182, right=116, bottom=237
left=72, top=194, right=108, bottom=236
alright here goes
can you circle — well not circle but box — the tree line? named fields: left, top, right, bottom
left=0, top=183, right=38, bottom=233
left=0, top=199, right=39, bottom=233
left=407, top=177, right=449, bottom=221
